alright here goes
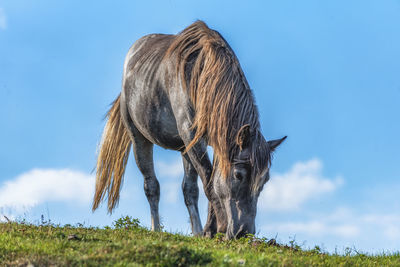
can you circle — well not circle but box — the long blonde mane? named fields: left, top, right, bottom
left=167, top=21, right=270, bottom=178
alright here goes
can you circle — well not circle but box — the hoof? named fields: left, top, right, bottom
left=203, top=230, right=214, bottom=238
left=202, top=225, right=216, bottom=238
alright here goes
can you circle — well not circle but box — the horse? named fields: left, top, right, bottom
left=92, top=20, right=286, bottom=239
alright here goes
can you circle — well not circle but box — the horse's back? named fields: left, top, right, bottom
left=122, top=33, right=184, bottom=151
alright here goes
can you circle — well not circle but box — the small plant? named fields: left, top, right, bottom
left=312, top=245, right=322, bottom=254
left=214, top=232, right=225, bottom=242
left=40, top=214, right=51, bottom=226
left=113, top=215, right=141, bottom=230
left=345, top=247, right=353, bottom=256
left=76, top=222, right=85, bottom=228
left=289, top=235, right=302, bottom=251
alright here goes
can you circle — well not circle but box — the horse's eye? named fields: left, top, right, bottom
left=233, top=169, right=244, bottom=181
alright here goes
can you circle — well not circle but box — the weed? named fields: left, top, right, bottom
left=113, top=215, right=141, bottom=230
left=0, top=217, right=399, bottom=266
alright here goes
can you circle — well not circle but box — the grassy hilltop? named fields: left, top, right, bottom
left=1, top=216, right=399, bottom=266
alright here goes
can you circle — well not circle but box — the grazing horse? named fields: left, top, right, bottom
left=92, top=21, right=286, bottom=239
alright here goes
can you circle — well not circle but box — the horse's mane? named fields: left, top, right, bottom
left=166, top=20, right=271, bottom=179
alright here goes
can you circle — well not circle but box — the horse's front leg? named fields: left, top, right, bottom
left=182, top=146, right=227, bottom=237
left=203, top=202, right=218, bottom=238
left=176, top=124, right=226, bottom=237
left=204, top=168, right=228, bottom=237
left=180, top=153, right=226, bottom=237
left=170, top=87, right=226, bottom=237
left=181, top=153, right=203, bottom=235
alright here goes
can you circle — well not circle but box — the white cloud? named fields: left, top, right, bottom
left=259, top=159, right=343, bottom=211
left=262, top=220, right=360, bottom=238
left=384, top=226, right=400, bottom=240
left=0, top=8, right=7, bottom=30
left=362, top=214, right=400, bottom=240
left=0, top=169, right=94, bottom=215
left=156, top=157, right=183, bottom=178
left=163, top=182, right=181, bottom=204
left=155, top=157, right=183, bottom=204
left=260, top=207, right=400, bottom=252
left=261, top=207, right=361, bottom=239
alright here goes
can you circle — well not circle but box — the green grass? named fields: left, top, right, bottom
left=1, top=216, right=399, bottom=266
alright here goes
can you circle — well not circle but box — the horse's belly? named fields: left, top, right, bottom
left=128, top=99, right=185, bottom=151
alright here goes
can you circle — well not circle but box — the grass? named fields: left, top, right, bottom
left=1, top=216, right=399, bottom=266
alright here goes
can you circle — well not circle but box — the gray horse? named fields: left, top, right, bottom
left=92, top=21, right=286, bottom=239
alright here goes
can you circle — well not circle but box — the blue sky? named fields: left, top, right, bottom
left=1, top=0, right=399, bottom=254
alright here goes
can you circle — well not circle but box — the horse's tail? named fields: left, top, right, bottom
left=92, top=94, right=132, bottom=213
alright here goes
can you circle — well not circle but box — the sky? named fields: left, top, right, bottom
left=1, top=0, right=400, bottom=254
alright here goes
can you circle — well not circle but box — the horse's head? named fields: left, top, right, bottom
left=213, top=125, right=286, bottom=239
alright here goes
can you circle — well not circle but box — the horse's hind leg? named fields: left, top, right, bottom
left=181, top=153, right=203, bottom=236
left=120, top=101, right=160, bottom=231
left=131, top=131, right=160, bottom=231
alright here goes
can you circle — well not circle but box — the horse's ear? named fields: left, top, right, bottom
left=236, top=124, right=251, bottom=150
left=268, top=136, right=287, bottom=152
